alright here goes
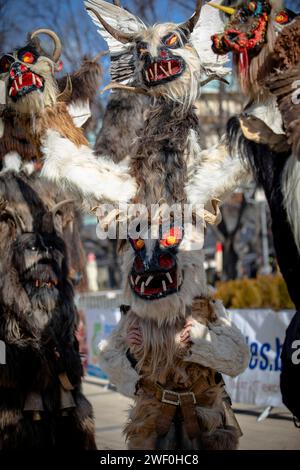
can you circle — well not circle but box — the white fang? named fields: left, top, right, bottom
left=145, top=275, right=153, bottom=286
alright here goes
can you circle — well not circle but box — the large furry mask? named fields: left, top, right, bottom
left=0, top=29, right=61, bottom=114
left=0, top=176, right=72, bottom=328
left=84, top=0, right=229, bottom=103
left=120, top=222, right=207, bottom=322
left=210, top=1, right=299, bottom=91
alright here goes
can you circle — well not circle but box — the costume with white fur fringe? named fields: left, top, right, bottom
left=210, top=1, right=300, bottom=308
left=41, top=0, right=249, bottom=450
left=211, top=0, right=300, bottom=422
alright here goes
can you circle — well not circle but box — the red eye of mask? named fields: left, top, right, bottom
left=21, top=52, right=35, bottom=64
left=275, top=10, right=289, bottom=24
left=165, top=34, right=179, bottom=48
left=130, top=238, right=145, bottom=251
left=160, top=227, right=182, bottom=248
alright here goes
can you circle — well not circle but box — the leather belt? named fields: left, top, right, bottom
left=137, top=375, right=220, bottom=440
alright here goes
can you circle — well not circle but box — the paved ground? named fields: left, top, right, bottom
left=83, top=380, right=300, bottom=450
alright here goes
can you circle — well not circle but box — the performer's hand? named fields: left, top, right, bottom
left=179, top=320, right=195, bottom=344
left=126, top=326, right=143, bottom=348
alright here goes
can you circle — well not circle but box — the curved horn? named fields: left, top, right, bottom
left=51, top=199, right=75, bottom=216
left=208, top=3, right=236, bottom=16
left=86, top=7, right=135, bottom=44
left=42, top=199, right=74, bottom=234
left=30, top=29, right=62, bottom=62
left=181, top=0, right=203, bottom=33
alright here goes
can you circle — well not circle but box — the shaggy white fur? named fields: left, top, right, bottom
left=186, top=139, right=249, bottom=206
left=68, top=100, right=91, bottom=128
left=2, top=151, right=22, bottom=172
left=98, top=298, right=249, bottom=397
left=41, top=130, right=137, bottom=204
left=185, top=300, right=250, bottom=377
left=98, top=338, right=139, bottom=398
left=282, top=154, right=300, bottom=254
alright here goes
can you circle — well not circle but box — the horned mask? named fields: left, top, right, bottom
left=210, top=1, right=299, bottom=92
left=0, top=29, right=62, bottom=114
left=85, top=0, right=230, bottom=104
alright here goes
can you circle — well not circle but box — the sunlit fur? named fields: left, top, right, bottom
left=134, top=24, right=202, bottom=111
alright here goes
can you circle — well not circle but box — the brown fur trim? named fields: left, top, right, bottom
left=0, top=102, right=88, bottom=165
left=267, top=64, right=300, bottom=158
left=0, top=112, right=41, bottom=161
left=37, top=103, right=88, bottom=147
left=272, top=17, right=300, bottom=70
left=125, top=371, right=238, bottom=450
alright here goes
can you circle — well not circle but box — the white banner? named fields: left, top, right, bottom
left=225, top=309, right=294, bottom=407
left=85, top=307, right=121, bottom=379
left=81, top=293, right=295, bottom=406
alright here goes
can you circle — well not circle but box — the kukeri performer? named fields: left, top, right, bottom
left=41, top=0, right=250, bottom=449
left=0, top=28, right=104, bottom=288
left=210, top=0, right=300, bottom=422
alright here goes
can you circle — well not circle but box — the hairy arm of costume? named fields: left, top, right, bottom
left=41, top=130, right=137, bottom=205
left=98, top=317, right=140, bottom=398
left=186, top=138, right=249, bottom=207
left=58, top=57, right=103, bottom=128
left=58, top=57, right=102, bottom=106
left=185, top=300, right=250, bottom=377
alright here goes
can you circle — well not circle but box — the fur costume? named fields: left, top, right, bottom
left=0, top=30, right=104, bottom=290
left=0, top=171, right=96, bottom=449
left=209, top=0, right=300, bottom=304
left=41, top=0, right=250, bottom=449
left=210, top=0, right=300, bottom=420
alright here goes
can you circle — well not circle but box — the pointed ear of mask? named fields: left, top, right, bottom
left=84, top=0, right=146, bottom=85
left=190, top=0, right=231, bottom=79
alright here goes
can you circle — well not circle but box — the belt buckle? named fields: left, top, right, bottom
left=161, top=389, right=180, bottom=406
left=179, top=391, right=197, bottom=404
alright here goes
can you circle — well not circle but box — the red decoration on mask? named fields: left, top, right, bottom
left=239, top=49, right=249, bottom=90
left=56, top=60, right=63, bottom=72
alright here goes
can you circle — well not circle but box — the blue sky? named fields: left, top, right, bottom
left=2, top=0, right=300, bottom=93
